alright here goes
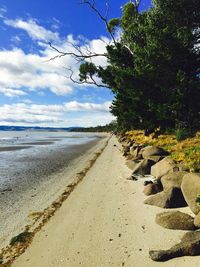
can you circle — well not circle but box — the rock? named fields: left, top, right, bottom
left=144, top=187, right=187, bottom=208
left=147, top=155, right=165, bottom=163
left=130, top=146, right=142, bottom=159
left=194, top=212, right=200, bottom=228
left=151, top=156, right=179, bottom=179
left=130, top=143, right=141, bottom=149
left=125, top=160, right=138, bottom=170
left=1, top=188, right=12, bottom=192
left=10, top=231, right=33, bottom=246
left=154, top=179, right=162, bottom=187
left=119, top=136, right=127, bottom=142
left=143, top=180, right=153, bottom=186
left=129, top=143, right=143, bottom=159
left=141, top=146, right=169, bottom=159
left=132, top=159, right=155, bottom=176
left=143, top=183, right=162, bottom=196
left=178, top=163, right=190, bottom=172
left=181, top=173, right=200, bottom=214
left=123, top=146, right=130, bottom=156
left=161, top=171, right=187, bottom=190
left=149, top=231, right=200, bottom=261
left=155, top=211, right=195, bottom=230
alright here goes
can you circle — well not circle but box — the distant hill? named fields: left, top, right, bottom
left=0, top=126, right=84, bottom=132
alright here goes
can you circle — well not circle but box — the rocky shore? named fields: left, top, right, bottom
left=1, top=134, right=200, bottom=266
left=119, top=133, right=200, bottom=261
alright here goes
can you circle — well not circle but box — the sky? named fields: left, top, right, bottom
left=0, top=0, right=151, bottom=127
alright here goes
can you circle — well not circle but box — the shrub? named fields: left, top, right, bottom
left=175, top=128, right=190, bottom=141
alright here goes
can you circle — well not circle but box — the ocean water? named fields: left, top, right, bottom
left=0, top=131, right=99, bottom=188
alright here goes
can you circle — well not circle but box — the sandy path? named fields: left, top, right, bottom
left=12, top=136, right=200, bottom=267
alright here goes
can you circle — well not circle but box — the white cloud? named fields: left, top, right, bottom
left=0, top=18, right=109, bottom=97
left=0, top=87, right=26, bottom=97
left=0, top=48, right=75, bottom=96
left=0, top=16, right=113, bottom=126
left=64, top=101, right=111, bottom=112
left=65, top=113, right=114, bottom=127
left=0, top=101, right=113, bottom=126
left=0, top=6, right=7, bottom=18
left=4, top=18, right=59, bottom=42
left=11, top=35, right=21, bottom=44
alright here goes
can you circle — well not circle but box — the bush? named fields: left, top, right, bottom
left=175, top=128, right=190, bottom=141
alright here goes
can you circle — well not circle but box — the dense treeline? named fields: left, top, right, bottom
left=70, top=121, right=117, bottom=132
left=79, top=0, right=200, bottom=134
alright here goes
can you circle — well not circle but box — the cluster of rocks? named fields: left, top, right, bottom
left=119, top=135, right=200, bottom=261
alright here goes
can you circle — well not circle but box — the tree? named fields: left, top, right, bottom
left=51, top=0, right=200, bottom=133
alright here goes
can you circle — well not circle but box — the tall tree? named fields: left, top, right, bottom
left=53, top=0, right=200, bottom=132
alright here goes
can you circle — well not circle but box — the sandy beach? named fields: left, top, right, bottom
left=6, top=135, right=199, bottom=267
left=0, top=133, right=108, bottom=251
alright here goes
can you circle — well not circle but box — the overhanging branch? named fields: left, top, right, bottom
left=64, top=67, right=111, bottom=89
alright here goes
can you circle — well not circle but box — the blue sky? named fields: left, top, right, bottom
left=0, top=0, right=151, bottom=127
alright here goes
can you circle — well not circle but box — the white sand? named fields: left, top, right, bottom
left=12, top=136, right=200, bottom=267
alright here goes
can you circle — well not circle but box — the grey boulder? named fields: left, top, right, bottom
left=151, top=156, right=179, bottom=179
left=141, top=146, right=169, bottom=159
left=149, top=231, right=200, bottom=261
left=144, top=187, right=187, bottom=208
left=155, top=211, right=195, bottom=230
left=132, top=159, right=155, bottom=176
left=194, top=212, right=200, bottom=228
left=161, top=171, right=187, bottom=190
left=181, top=173, right=200, bottom=214
left=143, top=183, right=162, bottom=196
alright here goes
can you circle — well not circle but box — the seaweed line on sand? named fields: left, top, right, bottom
left=0, top=137, right=110, bottom=267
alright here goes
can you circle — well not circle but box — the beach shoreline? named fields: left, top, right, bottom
left=0, top=133, right=109, bottom=252
left=2, top=135, right=200, bottom=267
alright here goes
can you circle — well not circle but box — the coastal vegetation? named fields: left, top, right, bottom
left=65, top=0, right=200, bottom=173
left=126, top=130, right=200, bottom=172
left=70, top=121, right=117, bottom=132
left=77, top=0, right=200, bottom=135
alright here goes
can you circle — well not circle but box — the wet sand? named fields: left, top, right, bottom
left=0, top=146, right=32, bottom=152
left=21, top=141, right=54, bottom=145
left=0, top=135, right=108, bottom=250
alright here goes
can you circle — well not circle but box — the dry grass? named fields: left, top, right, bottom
left=126, top=130, right=200, bottom=172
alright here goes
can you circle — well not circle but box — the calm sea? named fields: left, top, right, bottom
left=0, top=131, right=98, bottom=187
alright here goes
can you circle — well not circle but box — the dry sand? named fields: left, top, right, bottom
left=12, top=136, right=200, bottom=267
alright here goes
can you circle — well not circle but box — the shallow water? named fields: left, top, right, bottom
left=0, top=131, right=98, bottom=188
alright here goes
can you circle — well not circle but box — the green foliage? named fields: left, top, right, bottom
left=196, top=195, right=200, bottom=205
left=108, top=18, right=120, bottom=33
left=79, top=0, right=200, bottom=132
left=175, top=128, right=191, bottom=141
left=70, top=121, right=118, bottom=133
left=79, top=62, right=97, bottom=82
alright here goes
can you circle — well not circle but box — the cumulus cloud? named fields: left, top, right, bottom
left=0, top=15, right=114, bottom=126
left=4, top=18, right=59, bottom=42
left=0, top=47, right=77, bottom=96
left=0, top=18, right=109, bottom=97
left=63, top=101, right=111, bottom=112
left=0, top=101, right=113, bottom=126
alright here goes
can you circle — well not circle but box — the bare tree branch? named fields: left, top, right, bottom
left=47, top=42, right=107, bottom=63
left=80, top=0, right=117, bottom=46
